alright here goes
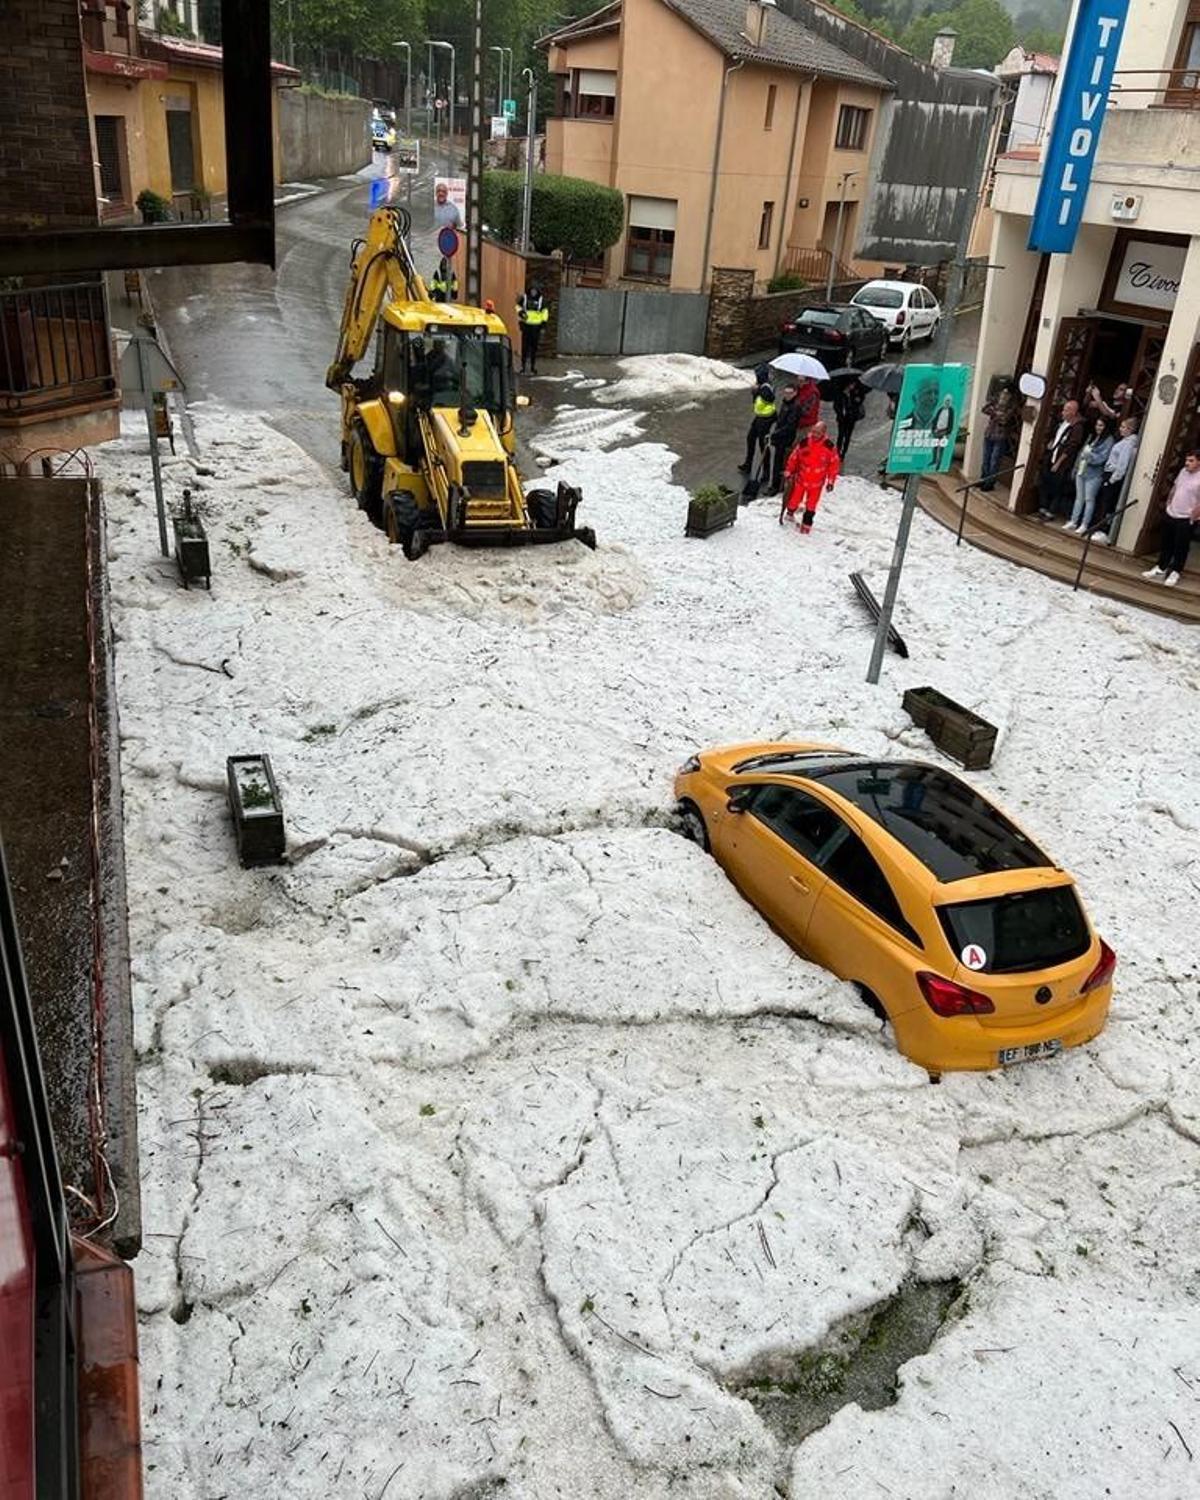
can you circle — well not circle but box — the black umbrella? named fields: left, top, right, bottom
left=825, top=366, right=864, bottom=382
left=861, top=362, right=905, bottom=395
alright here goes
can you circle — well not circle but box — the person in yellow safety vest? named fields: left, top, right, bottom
left=517, top=283, right=549, bottom=375
left=429, top=257, right=458, bottom=303
left=739, top=382, right=777, bottom=476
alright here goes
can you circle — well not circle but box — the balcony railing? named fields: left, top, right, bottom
left=780, top=246, right=857, bottom=287
left=1110, top=67, right=1200, bottom=107
left=0, top=280, right=116, bottom=421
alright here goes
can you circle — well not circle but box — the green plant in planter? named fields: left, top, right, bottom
left=239, top=779, right=274, bottom=810
left=690, top=484, right=736, bottom=513
left=137, top=189, right=173, bottom=224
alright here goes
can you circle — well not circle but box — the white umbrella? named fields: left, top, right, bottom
left=769, top=351, right=830, bottom=382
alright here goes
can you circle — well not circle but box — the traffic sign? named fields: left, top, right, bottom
left=490, top=116, right=508, bottom=140
left=503, top=98, right=516, bottom=120
left=437, top=225, right=460, bottom=259
left=395, top=137, right=420, bottom=173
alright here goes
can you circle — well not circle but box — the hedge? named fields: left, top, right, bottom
left=482, top=170, right=624, bottom=261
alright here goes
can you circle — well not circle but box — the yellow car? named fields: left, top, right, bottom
left=674, top=742, right=1114, bottom=1075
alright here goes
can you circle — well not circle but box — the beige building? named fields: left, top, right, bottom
left=541, top=0, right=893, bottom=291
left=968, top=0, right=1200, bottom=563
left=82, top=4, right=296, bottom=221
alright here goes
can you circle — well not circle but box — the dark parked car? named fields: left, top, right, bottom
left=779, top=304, right=890, bottom=365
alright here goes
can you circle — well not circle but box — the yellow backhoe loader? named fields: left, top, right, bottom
left=325, top=205, right=595, bottom=559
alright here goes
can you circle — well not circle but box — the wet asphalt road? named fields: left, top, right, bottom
left=149, top=150, right=446, bottom=477
left=149, top=171, right=979, bottom=493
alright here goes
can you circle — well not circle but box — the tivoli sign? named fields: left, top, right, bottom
left=1028, top=0, right=1131, bottom=254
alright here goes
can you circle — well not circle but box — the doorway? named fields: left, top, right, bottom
left=1016, top=314, right=1167, bottom=514
left=166, top=109, right=196, bottom=192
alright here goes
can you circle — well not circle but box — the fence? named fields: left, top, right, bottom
left=557, top=286, right=710, bottom=356
left=779, top=246, right=856, bottom=286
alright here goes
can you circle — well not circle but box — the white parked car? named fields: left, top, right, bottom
left=850, top=280, right=941, bottom=349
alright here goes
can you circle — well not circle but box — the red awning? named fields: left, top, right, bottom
left=84, top=47, right=168, bottom=81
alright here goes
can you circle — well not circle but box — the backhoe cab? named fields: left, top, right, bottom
left=325, top=206, right=595, bottom=560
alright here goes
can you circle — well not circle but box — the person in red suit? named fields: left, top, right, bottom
left=782, top=421, right=840, bottom=533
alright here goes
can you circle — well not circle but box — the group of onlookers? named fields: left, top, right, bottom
left=977, top=375, right=1197, bottom=586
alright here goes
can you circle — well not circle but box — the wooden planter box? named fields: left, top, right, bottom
left=226, top=755, right=285, bottom=867
left=902, top=686, right=996, bottom=771
left=686, top=489, right=738, bottom=538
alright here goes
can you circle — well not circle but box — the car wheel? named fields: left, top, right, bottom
left=899, top=327, right=912, bottom=353
left=676, top=800, right=710, bottom=852
left=928, top=318, right=940, bottom=344
left=855, top=984, right=888, bottom=1023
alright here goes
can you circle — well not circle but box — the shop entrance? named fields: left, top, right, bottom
left=1136, top=341, right=1200, bottom=558
left=1016, top=314, right=1167, bottom=515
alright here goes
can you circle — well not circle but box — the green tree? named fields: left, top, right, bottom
left=1017, top=24, right=1064, bottom=55
left=903, top=0, right=1015, bottom=69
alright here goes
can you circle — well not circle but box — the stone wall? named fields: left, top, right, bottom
left=278, top=88, right=371, bottom=182
left=705, top=268, right=867, bottom=360
left=0, top=0, right=97, bottom=231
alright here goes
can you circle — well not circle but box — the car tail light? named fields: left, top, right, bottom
left=1081, top=939, right=1116, bottom=995
left=782, top=322, right=795, bottom=333
left=895, top=310, right=906, bottom=326
left=827, top=329, right=845, bottom=343
left=917, top=972, right=995, bottom=1017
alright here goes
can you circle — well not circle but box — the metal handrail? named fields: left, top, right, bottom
left=1110, top=67, right=1200, bottom=101
left=953, top=462, right=1025, bottom=546
left=1072, top=498, right=1138, bottom=591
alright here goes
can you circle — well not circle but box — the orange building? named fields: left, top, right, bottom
left=541, top=0, right=893, bottom=291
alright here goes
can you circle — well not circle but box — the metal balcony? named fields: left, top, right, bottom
left=0, top=279, right=117, bottom=423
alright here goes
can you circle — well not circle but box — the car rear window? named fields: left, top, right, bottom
left=854, top=288, right=903, bottom=309
left=797, top=310, right=841, bottom=326
left=937, top=887, right=1090, bottom=974
left=802, top=762, right=1051, bottom=881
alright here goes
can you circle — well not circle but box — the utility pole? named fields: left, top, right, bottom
left=467, top=0, right=483, bottom=304
left=825, top=171, right=854, bottom=301
left=866, top=84, right=1001, bottom=685
left=520, top=66, right=536, bottom=252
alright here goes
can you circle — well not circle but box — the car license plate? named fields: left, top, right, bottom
left=998, top=1039, right=1062, bottom=1065
left=796, top=346, right=817, bottom=357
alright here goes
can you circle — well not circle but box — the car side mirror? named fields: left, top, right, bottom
left=726, top=795, right=747, bottom=814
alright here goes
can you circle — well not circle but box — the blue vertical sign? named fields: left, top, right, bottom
left=1027, top=0, right=1130, bottom=254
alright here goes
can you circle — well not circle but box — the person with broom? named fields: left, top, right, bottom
left=781, top=421, right=840, bottom=534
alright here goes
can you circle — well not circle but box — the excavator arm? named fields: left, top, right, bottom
left=325, top=205, right=428, bottom=391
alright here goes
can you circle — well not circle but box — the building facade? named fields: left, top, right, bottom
left=968, top=0, right=1200, bottom=560
left=542, top=0, right=893, bottom=291
left=83, top=2, right=296, bottom=221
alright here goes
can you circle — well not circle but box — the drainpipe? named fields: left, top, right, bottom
left=701, top=59, right=744, bottom=290
left=773, top=74, right=813, bottom=283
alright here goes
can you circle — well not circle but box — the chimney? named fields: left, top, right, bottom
left=931, top=27, right=958, bottom=70
left=744, top=0, right=777, bottom=49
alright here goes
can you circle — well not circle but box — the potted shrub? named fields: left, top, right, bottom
left=136, top=189, right=173, bottom=224
left=226, top=754, right=285, bottom=866
left=172, top=488, right=210, bottom=590
left=686, top=483, right=739, bottom=539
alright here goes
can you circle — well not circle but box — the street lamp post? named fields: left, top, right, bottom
left=429, top=40, right=456, bottom=172
left=825, top=170, right=855, bottom=301
left=490, top=45, right=505, bottom=118
left=394, top=41, right=412, bottom=136
left=520, top=65, right=536, bottom=252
